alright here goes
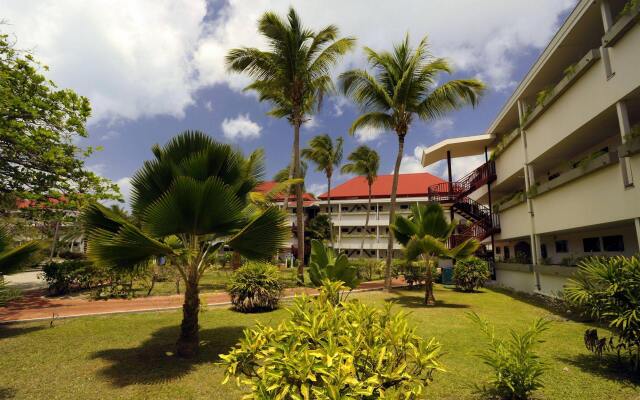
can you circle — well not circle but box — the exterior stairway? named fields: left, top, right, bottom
left=427, top=160, right=500, bottom=247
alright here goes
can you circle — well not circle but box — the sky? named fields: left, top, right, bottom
left=2, top=0, right=576, bottom=206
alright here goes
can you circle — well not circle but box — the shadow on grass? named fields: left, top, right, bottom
left=0, top=388, right=16, bottom=399
left=556, top=354, right=640, bottom=387
left=0, top=325, right=45, bottom=339
left=386, top=291, right=470, bottom=309
left=91, top=325, right=245, bottom=387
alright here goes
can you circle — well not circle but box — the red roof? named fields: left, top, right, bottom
left=255, top=181, right=316, bottom=206
left=318, top=173, right=445, bottom=200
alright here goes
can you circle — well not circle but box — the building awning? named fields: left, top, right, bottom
left=420, top=134, right=495, bottom=166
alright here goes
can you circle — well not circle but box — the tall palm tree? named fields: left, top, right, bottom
left=302, top=134, right=343, bottom=245
left=83, top=131, right=288, bottom=357
left=340, top=145, right=379, bottom=256
left=391, top=203, right=478, bottom=305
left=340, top=35, right=485, bottom=290
left=227, top=8, right=355, bottom=282
left=0, top=225, right=41, bottom=275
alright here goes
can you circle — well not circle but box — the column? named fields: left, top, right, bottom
left=600, top=0, right=615, bottom=78
left=635, top=218, right=640, bottom=253
left=616, top=101, right=634, bottom=187
left=337, top=202, right=342, bottom=250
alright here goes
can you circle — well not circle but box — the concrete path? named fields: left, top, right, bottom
left=3, top=269, right=47, bottom=292
left=0, top=278, right=407, bottom=323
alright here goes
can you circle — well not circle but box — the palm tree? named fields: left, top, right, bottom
left=0, top=225, right=41, bottom=275
left=340, top=145, right=379, bottom=256
left=301, top=134, right=343, bottom=245
left=391, top=203, right=479, bottom=305
left=83, top=131, right=288, bottom=357
left=227, top=7, right=355, bottom=282
left=340, top=35, right=485, bottom=290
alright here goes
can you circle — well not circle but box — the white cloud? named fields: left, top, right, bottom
left=99, top=130, right=121, bottom=141
left=331, top=96, right=351, bottom=117
left=303, top=115, right=319, bottom=131
left=430, top=118, right=454, bottom=136
left=221, top=113, right=262, bottom=140
left=114, top=177, right=133, bottom=209
left=397, top=146, right=485, bottom=180
left=307, top=182, right=328, bottom=196
left=2, top=0, right=574, bottom=123
left=354, top=126, right=385, bottom=143
left=87, top=163, right=107, bottom=175
left=203, top=101, right=214, bottom=112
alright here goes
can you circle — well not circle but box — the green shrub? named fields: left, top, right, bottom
left=564, top=255, right=640, bottom=371
left=227, top=262, right=282, bottom=313
left=220, top=283, right=444, bottom=398
left=349, top=258, right=384, bottom=281
left=392, top=259, right=440, bottom=288
left=468, top=312, right=550, bottom=400
left=41, top=260, right=109, bottom=295
left=308, top=239, right=359, bottom=289
left=453, top=257, right=490, bottom=292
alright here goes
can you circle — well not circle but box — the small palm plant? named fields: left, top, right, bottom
left=340, top=145, right=379, bottom=256
left=308, top=240, right=359, bottom=300
left=83, top=131, right=288, bottom=357
left=227, top=7, right=355, bottom=280
left=340, top=35, right=485, bottom=289
left=301, top=134, right=343, bottom=245
left=390, top=203, right=478, bottom=305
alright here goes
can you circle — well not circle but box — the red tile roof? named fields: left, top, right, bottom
left=318, top=172, right=445, bottom=200
left=255, top=181, right=316, bottom=206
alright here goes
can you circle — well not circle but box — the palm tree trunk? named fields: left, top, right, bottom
left=176, top=273, right=200, bottom=357
left=385, top=134, right=405, bottom=290
left=327, top=174, right=333, bottom=246
left=293, top=123, right=305, bottom=283
left=49, top=220, right=60, bottom=260
left=424, top=255, right=436, bottom=305
left=361, top=184, right=372, bottom=257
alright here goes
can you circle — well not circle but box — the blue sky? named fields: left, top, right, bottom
left=3, top=0, right=576, bottom=205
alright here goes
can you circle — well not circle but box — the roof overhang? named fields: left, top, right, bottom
left=420, top=134, right=495, bottom=166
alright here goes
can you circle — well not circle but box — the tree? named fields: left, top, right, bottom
left=0, top=30, right=113, bottom=200
left=306, top=213, right=331, bottom=242
left=274, top=160, right=308, bottom=191
left=390, top=203, right=478, bottom=305
left=308, top=239, right=359, bottom=293
left=301, top=134, right=343, bottom=245
left=227, top=7, right=355, bottom=282
left=83, top=131, right=288, bottom=357
left=0, top=224, right=41, bottom=275
left=340, top=145, right=379, bottom=256
left=340, top=36, right=484, bottom=290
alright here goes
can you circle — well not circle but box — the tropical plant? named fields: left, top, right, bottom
left=308, top=239, right=359, bottom=296
left=564, top=255, right=640, bottom=371
left=220, top=281, right=444, bottom=398
left=468, top=312, right=551, bottom=400
left=273, top=160, right=308, bottom=191
left=341, top=145, right=380, bottom=256
left=391, top=203, right=479, bottom=305
left=340, top=36, right=484, bottom=289
left=535, top=86, right=554, bottom=107
left=306, top=213, right=332, bottom=242
left=302, top=134, right=343, bottom=244
left=453, top=257, right=490, bottom=292
left=227, top=262, right=283, bottom=313
left=0, top=224, right=41, bottom=275
left=227, top=7, right=355, bottom=282
left=82, top=131, right=288, bottom=357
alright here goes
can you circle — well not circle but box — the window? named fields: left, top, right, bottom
left=378, top=206, right=383, bottom=211
left=555, top=240, right=568, bottom=253
left=495, top=246, right=501, bottom=254
left=400, top=204, right=409, bottom=210
left=504, top=247, right=511, bottom=260
left=341, top=228, right=348, bottom=233
left=341, top=207, right=348, bottom=212
left=583, top=237, right=601, bottom=253
left=602, top=235, right=624, bottom=252
left=540, top=244, right=548, bottom=259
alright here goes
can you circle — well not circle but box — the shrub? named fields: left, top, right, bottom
left=227, top=262, right=282, bottom=313
left=468, top=312, right=550, bottom=400
left=350, top=258, right=384, bottom=281
left=220, top=282, right=444, bottom=398
left=392, top=259, right=440, bottom=288
left=453, top=257, right=490, bottom=292
left=41, top=260, right=109, bottom=295
left=308, top=239, right=359, bottom=289
left=564, top=255, right=640, bottom=371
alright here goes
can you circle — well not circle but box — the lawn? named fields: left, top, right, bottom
left=1, top=285, right=638, bottom=399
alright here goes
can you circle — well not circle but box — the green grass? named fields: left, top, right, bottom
left=1, top=285, right=638, bottom=399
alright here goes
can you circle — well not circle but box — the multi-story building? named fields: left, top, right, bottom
left=317, top=173, right=446, bottom=258
left=420, top=0, right=640, bottom=295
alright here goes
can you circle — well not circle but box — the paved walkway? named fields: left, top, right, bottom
left=0, top=279, right=406, bottom=323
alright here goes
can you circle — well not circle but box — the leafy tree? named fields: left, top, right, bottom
left=390, top=203, right=478, bottom=305
left=0, top=31, right=117, bottom=201
left=340, top=36, right=484, bottom=289
left=340, top=145, right=379, bottom=256
left=306, top=213, right=331, bottom=242
left=0, top=224, right=41, bottom=275
left=302, top=134, right=343, bottom=244
left=308, top=239, right=359, bottom=295
left=453, top=256, right=490, bottom=292
left=564, top=255, right=640, bottom=371
left=227, top=8, right=355, bottom=282
left=83, top=131, right=288, bottom=357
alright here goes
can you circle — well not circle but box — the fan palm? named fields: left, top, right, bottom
left=0, top=225, right=41, bottom=275
left=340, top=35, right=485, bottom=289
left=83, top=131, right=288, bottom=357
left=302, top=134, right=343, bottom=245
left=227, top=7, right=355, bottom=281
left=341, top=145, right=379, bottom=256
left=391, top=203, right=479, bottom=305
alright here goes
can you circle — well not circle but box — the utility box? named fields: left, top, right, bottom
left=441, top=266, right=454, bottom=285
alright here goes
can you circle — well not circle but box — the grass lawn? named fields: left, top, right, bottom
left=1, top=285, right=638, bottom=399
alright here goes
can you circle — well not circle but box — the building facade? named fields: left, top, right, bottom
left=420, top=0, right=640, bottom=295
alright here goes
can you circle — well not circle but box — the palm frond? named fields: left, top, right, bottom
left=0, top=241, right=42, bottom=275
left=227, top=207, right=289, bottom=260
